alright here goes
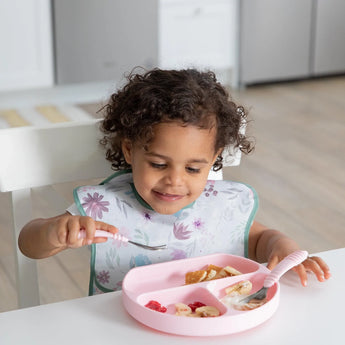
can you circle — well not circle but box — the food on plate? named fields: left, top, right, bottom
left=185, top=264, right=242, bottom=285
left=188, top=301, right=206, bottom=312
left=233, top=299, right=266, bottom=311
left=175, top=302, right=220, bottom=317
left=221, top=280, right=266, bottom=311
left=223, top=265, right=242, bottom=276
left=175, top=303, right=193, bottom=316
left=185, top=270, right=208, bottom=284
left=195, top=306, right=220, bottom=317
left=224, top=280, right=252, bottom=296
left=145, top=300, right=167, bottom=313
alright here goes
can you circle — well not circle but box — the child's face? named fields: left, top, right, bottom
left=122, top=122, right=220, bottom=215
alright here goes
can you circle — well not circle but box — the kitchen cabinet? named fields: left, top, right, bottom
left=53, top=0, right=236, bottom=86
left=312, top=0, right=345, bottom=75
left=158, top=0, right=237, bottom=85
left=239, top=0, right=313, bottom=85
left=0, top=0, right=53, bottom=92
left=239, top=0, right=345, bottom=86
left=53, top=0, right=159, bottom=84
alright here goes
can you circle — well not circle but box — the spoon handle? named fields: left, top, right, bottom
left=78, top=229, right=129, bottom=243
left=263, top=250, right=308, bottom=288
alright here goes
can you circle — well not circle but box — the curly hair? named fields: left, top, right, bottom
left=100, top=68, right=254, bottom=171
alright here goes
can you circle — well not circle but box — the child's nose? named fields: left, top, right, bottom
left=165, top=168, right=184, bottom=186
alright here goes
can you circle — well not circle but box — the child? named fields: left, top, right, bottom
left=18, top=68, right=330, bottom=294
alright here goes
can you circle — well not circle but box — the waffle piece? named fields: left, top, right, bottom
left=185, top=270, right=207, bottom=284
left=185, top=264, right=242, bottom=285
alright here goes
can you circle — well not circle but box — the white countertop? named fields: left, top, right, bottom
left=1, top=248, right=343, bottom=345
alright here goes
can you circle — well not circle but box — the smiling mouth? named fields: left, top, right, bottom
left=153, top=190, right=184, bottom=202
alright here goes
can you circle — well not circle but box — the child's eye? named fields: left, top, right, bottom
left=186, top=167, right=200, bottom=174
left=150, top=162, right=166, bottom=169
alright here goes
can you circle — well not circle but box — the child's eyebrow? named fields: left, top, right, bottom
left=145, top=152, right=209, bottom=164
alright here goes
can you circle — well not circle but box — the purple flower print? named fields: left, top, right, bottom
left=193, top=218, right=204, bottom=230
left=173, top=223, right=192, bottom=240
left=82, top=192, right=109, bottom=219
left=143, top=212, right=152, bottom=221
left=203, top=183, right=218, bottom=198
left=96, top=270, right=110, bottom=284
left=170, top=248, right=187, bottom=260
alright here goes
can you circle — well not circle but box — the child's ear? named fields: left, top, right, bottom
left=121, top=139, right=133, bottom=164
left=212, top=148, right=224, bottom=165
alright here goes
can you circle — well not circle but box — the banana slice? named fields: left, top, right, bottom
left=225, top=280, right=252, bottom=296
left=223, top=266, right=242, bottom=276
left=195, top=306, right=220, bottom=317
left=175, top=303, right=192, bottom=316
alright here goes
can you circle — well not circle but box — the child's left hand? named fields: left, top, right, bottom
left=291, top=255, right=331, bottom=286
left=267, top=250, right=331, bottom=286
left=249, top=223, right=331, bottom=286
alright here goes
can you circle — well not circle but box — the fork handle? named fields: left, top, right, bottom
left=78, top=229, right=129, bottom=243
left=264, top=250, right=308, bottom=288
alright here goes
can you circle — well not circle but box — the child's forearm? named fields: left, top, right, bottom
left=18, top=217, right=66, bottom=259
left=256, top=229, right=300, bottom=262
left=249, top=222, right=330, bottom=285
left=249, top=222, right=300, bottom=264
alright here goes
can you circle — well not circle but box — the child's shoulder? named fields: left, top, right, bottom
left=100, top=169, right=133, bottom=186
left=203, top=179, right=257, bottom=199
left=74, top=170, right=133, bottom=197
left=207, top=179, right=255, bottom=190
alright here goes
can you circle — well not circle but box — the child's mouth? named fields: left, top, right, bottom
left=153, top=191, right=184, bottom=202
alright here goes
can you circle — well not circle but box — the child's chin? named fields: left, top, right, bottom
left=152, top=204, right=182, bottom=215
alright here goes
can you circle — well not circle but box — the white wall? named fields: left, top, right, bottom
left=0, top=0, right=54, bottom=92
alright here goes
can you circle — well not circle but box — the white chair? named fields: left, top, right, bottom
left=0, top=119, right=239, bottom=309
left=0, top=119, right=113, bottom=308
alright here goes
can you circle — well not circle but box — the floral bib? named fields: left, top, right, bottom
left=73, top=170, right=258, bottom=295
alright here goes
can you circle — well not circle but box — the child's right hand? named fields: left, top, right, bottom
left=47, top=213, right=118, bottom=249
left=18, top=213, right=118, bottom=259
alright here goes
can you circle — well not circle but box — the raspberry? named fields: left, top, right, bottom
left=188, top=301, right=206, bottom=312
left=145, top=300, right=167, bottom=313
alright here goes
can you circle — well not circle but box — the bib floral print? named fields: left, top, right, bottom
left=73, top=170, right=258, bottom=295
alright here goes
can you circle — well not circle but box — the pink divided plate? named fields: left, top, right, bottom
left=122, top=253, right=279, bottom=336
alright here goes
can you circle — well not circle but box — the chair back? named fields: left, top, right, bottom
left=0, top=120, right=112, bottom=309
left=0, top=119, right=113, bottom=192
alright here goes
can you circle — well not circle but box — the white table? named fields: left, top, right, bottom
left=1, top=248, right=343, bottom=345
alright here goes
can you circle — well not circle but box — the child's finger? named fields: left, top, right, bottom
left=308, top=256, right=331, bottom=279
left=266, top=255, right=279, bottom=270
left=65, top=216, right=85, bottom=244
left=94, top=221, right=118, bottom=234
left=302, top=257, right=329, bottom=282
left=293, top=264, right=308, bottom=286
left=78, top=217, right=97, bottom=245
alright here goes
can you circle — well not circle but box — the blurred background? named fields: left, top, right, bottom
left=1, top=0, right=344, bottom=312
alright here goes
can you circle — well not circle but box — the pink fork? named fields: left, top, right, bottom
left=237, top=250, right=308, bottom=305
left=78, top=229, right=167, bottom=251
